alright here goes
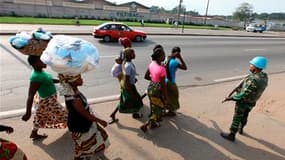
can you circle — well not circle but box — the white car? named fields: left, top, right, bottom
left=246, top=24, right=266, bottom=33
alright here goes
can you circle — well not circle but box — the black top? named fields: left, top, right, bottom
left=65, top=92, right=92, bottom=133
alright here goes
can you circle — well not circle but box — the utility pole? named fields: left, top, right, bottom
left=177, top=0, right=183, bottom=25
left=182, top=9, right=186, bottom=33
left=204, top=0, right=210, bottom=24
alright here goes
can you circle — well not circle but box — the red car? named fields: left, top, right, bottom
left=92, top=22, right=147, bottom=42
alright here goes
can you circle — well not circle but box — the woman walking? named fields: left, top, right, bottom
left=109, top=48, right=143, bottom=124
left=111, top=37, right=132, bottom=90
left=22, top=55, right=67, bottom=140
left=59, top=74, right=110, bottom=160
left=165, top=46, right=187, bottom=116
left=140, top=47, right=167, bottom=132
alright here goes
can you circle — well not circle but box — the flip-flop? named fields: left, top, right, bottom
left=31, top=134, right=48, bottom=141
left=108, top=118, right=119, bottom=124
left=140, top=125, right=148, bottom=133
left=132, top=113, right=143, bottom=119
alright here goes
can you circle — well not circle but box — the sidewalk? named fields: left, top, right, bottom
left=1, top=72, right=284, bottom=160
left=1, top=24, right=285, bottom=38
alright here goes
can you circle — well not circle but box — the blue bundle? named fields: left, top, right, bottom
left=8, top=32, right=31, bottom=49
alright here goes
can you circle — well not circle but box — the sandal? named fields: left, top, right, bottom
left=140, top=125, right=148, bottom=133
left=30, top=134, right=48, bottom=141
left=132, top=113, right=143, bottom=119
left=150, top=122, right=160, bottom=129
left=108, top=118, right=119, bottom=124
left=165, top=111, right=176, bottom=117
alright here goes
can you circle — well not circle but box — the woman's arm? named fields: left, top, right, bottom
left=0, top=125, right=13, bottom=133
left=72, top=99, right=107, bottom=127
left=53, top=79, right=60, bottom=83
left=144, top=69, right=151, bottom=81
left=22, top=82, right=40, bottom=121
left=176, top=53, right=187, bottom=70
left=0, top=125, right=9, bottom=131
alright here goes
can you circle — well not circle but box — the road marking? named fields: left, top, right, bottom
left=100, top=55, right=118, bottom=58
left=244, top=48, right=265, bottom=51
left=214, top=75, right=247, bottom=83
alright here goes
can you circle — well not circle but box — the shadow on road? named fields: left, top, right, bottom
left=133, top=112, right=285, bottom=160
left=243, top=133, right=285, bottom=158
left=32, top=131, right=73, bottom=160
left=97, top=39, right=156, bottom=48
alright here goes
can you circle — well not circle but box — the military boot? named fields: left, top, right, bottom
left=220, top=132, right=236, bottom=142
left=238, top=127, right=244, bottom=135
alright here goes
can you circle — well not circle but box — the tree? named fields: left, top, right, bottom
left=171, top=5, right=186, bottom=14
left=186, top=10, right=199, bottom=16
left=233, top=2, right=254, bottom=29
left=150, top=6, right=166, bottom=14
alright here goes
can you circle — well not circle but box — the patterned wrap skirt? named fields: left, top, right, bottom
left=33, top=94, right=67, bottom=129
left=147, top=82, right=165, bottom=122
left=72, top=123, right=110, bottom=159
left=0, top=138, right=27, bottom=160
left=166, top=82, right=180, bottom=111
left=117, top=84, right=143, bottom=113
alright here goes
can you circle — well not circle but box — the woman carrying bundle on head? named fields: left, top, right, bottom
left=109, top=48, right=144, bottom=124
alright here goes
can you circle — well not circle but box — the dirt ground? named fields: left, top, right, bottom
left=254, top=75, right=285, bottom=122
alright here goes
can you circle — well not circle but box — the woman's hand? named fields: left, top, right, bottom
left=22, top=111, right=31, bottom=121
left=5, top=126, right=14, bottom=134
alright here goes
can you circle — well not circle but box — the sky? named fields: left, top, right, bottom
left=108, top=0, right=285, bottom=16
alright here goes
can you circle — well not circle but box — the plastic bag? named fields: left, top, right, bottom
left=41, top=35, right=99, bottom=75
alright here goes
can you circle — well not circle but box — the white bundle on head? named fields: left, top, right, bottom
left=40, top=35, right=99, bottom=76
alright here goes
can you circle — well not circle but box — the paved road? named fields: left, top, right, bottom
left=1, top=35, right=285, bottom=112
left=1, top=23, right=285, bottom=37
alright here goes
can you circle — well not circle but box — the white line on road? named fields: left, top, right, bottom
left=100, top=55, right=118, bottom=58
left=214, top=75, right=247, bottom=82
left=244, top=48, right=266, bottom=52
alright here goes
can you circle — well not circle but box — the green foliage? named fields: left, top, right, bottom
left=233, top=2, right=254, bottom=28
left=233, top=2, right=253, bottom=21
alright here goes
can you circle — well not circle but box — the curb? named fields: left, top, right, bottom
left=0, top=94, right=119, bottom=120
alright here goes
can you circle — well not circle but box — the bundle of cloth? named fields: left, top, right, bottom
left=40, top=35, right=99, bottom=76
left=8, top=28, right=53, bottom=56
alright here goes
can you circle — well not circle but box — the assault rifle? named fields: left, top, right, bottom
left=222, top=75, right=249, bottom=103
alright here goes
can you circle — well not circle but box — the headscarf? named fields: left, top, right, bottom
left=58, top=74, right=81, bottom=83
left=119, top=37, right=132, bottom=48
left=58, top=74, right=81, bottom=96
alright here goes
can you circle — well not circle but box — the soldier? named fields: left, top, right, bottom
left=221, top=56, right=268, bottom=142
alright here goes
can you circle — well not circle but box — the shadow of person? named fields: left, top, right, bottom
left=97, top=39, right=156, bottom=48
left=243, top=133, right=285, bottom=157
left=135, top=112, right=285, bottom=160
left=135, top=113, right=230, bottom=159
left=209, top=119, right=285, bottom=160
left=32, top=131, right=74, bottom=160
left=112, top=104, right=150, bottom=132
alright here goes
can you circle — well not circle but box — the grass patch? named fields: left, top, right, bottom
left=0, top=16, right=230, bottom=30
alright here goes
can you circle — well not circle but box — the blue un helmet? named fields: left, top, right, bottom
left=249, top=56, right=267, bottom=70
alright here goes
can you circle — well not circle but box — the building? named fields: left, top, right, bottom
left=0, top=0, right=150, bottom=20
left=0, top=0, right=242, bottom=28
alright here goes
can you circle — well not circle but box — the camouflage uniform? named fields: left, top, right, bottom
left=229, top=72, right=268, bottom=133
